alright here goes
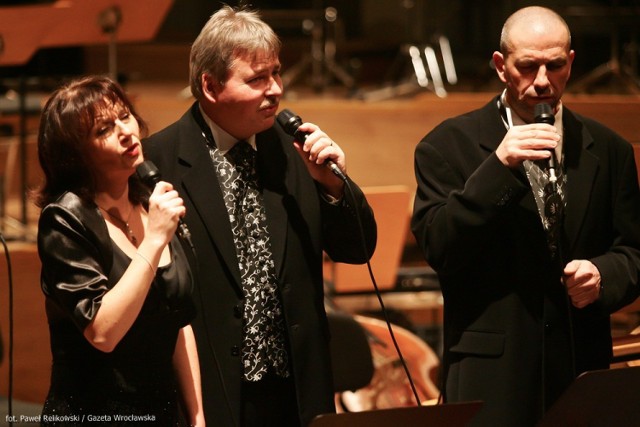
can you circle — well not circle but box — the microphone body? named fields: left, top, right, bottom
left=136, top=161, right=194, bottom=247
left=276, top=108, right=347, bottom=181
left=534, top=103, right=558, bottom=188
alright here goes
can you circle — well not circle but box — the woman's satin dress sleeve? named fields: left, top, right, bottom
left=37, top=193, right=114, bottom=331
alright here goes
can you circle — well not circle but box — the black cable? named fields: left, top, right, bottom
left=539, top=219, right=576, bottom=417
left=502, top=99, right=576, bottom=414
left=1, top=232, right=14, bottom=425
left=541, top=182, right=576, bottom=417
left=557, top=211, right=577, bottom=380
left=342, top=178, right=423, bottom=407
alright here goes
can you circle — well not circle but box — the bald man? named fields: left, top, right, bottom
left=411, top=6, right=640, bottom=426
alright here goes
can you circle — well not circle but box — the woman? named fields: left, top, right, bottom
left=34, top=76, right=204, bottom=426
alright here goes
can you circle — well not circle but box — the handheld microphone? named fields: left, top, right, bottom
left=136, top=160, right=194, bottom=248
left=534, top=103, right=558, bottom=188
left=276, top=108, right=347, bottom=181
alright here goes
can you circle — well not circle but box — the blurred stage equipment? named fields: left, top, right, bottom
left=0, top=1, right=173, bottom=69
left=564, top=0, right=640, bottom=94
left=263, top=1, right=356, bottom=93
left=358, top=0, right=457, bottom=101
left=327, top=312, right=375, bottom=395
left=0, top=0, right=173, bottom=241
left=97, top=5, right=123, bottom=81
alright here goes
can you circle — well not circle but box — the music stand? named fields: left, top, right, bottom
left=41, top=0, right=174, bottom=80
left=0, top=4, right=66, bottom=67
left=538, top=366, right=640, bottom=427
left=0, top=0, right=173, bottom=68
left=309, top=401, right=482, bottom=427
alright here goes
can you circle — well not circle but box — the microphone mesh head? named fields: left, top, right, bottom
left=276, top=109, right=302, bottom=136
left=136, top=161, right=161, bottom=188
left=534, top=103, right=555, bottom=125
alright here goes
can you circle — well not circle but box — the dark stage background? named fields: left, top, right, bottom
left=3, top=0, right=639, bottom=94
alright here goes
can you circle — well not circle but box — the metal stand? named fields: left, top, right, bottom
left=568, top=2, right=640, bottom=94
left=571, top=31, right=640, bottom=94
left=356, top=1, right=457, bottom=101
left=281, top=3, right=355, bottom=93
left=0, top=78, right=41, bottom=242
left=358, top=36, right=456, bottom=102
left=97, top=5, right=123, bottom=81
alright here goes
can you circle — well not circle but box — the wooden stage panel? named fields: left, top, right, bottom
left=129, top=84, right=640, bottom=191
left=0, top=244, right=49, bottom=405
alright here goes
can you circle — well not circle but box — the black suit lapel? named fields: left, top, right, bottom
left=180, top=106, right=243, bottom=291
left=561, top=109, right=598, bottom=255
left=478, top=96, right=508, bottom=154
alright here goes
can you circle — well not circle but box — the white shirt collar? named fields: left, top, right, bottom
left=198, top=104, right=256, bottom=154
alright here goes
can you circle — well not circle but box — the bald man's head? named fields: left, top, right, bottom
left=500, top=6, right=571, bottom=56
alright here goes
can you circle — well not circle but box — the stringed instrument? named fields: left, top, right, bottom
left=335, top=314, right=441, bottom=412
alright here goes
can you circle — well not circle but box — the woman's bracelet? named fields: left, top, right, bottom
left=136, top=252, right=156, bottom=275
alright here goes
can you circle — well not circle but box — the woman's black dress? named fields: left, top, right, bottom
left=37, top=192, right=195, bottom=426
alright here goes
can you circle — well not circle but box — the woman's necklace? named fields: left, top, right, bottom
left=99, top=204, right=138, bottom=246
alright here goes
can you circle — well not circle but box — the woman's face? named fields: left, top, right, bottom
left=86, top=100, right=143, bottom=187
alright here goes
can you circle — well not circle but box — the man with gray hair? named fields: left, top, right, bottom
left=144, top=5, right=376, bottom=426
left=411, top=6, right=640, bottom=426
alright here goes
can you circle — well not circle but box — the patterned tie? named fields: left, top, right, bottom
left=525, top=160, right=565, bottom=261
left=543, top=180, right=564, bottom=261
left=209, top=140, right=290, bottom=381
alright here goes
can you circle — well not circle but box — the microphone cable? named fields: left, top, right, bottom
left=276, top=107, right=424, bottom=407
left=502, top=99, right=577, bottom=415
left=340, top=177, right=423, bottom=408
left=534, top=102, right=577, bottom=411
left=557, top=215, right=577, bottom=379
left=1, top=232, right=14, bottom=425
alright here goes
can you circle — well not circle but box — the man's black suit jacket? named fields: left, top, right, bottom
left=411, top=96, right=640, bottom=426
left=143, top=103, right=376, bottom=427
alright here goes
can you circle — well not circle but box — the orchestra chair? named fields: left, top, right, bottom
left=325, top=185, right=412, bottom=295
left=611, top=322, right=640, bottom=369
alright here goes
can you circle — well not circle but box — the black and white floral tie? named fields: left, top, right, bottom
left=209, top=140, right=290, bottom=381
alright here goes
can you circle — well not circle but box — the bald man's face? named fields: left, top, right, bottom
left=493, top=20, right=574, bottom=122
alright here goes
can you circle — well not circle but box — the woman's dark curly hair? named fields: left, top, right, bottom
left=33, top=75, right=149, bottom=208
